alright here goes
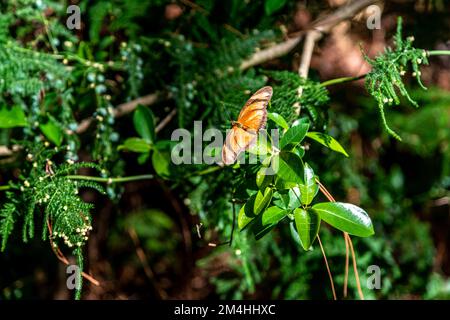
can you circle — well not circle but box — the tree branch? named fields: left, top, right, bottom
left=76, top=91, right=167, bottom=134
left=240, top=0, right=378, bottom=71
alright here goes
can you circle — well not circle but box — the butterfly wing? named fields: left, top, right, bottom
left=237, top=86, right=272, bottom=131
left=222, top=126, right=257, bottom=165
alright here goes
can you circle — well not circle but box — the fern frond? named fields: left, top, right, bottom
left=364, top=16, right=429, bottom=140
left=0, top=202, right=16, bottom=251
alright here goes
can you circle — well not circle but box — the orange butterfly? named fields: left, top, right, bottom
left=222, top=86, right=273, bottom=165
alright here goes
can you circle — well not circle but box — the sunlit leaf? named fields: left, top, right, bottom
left=294, top=208, right=320, bottom=250
left=312, top=202, right=374, bottom=237
left=0, top=105, right=28, bottom=128
left=280, top=122, right=309, bottom=150
left=299, top=162, right=319, bottom=205
left=39, top=116, right=63, bottom=146
left=118, top=137, right=151, bottom=153
left=306, top=132, right=349, bottom=157
left=267, top=112, right=289, bottom=130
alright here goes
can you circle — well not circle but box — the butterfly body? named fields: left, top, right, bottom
left=222, top=86, right=273, bottom=165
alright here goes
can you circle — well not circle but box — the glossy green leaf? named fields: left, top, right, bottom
left=256, top=167, right=273, bottom=190
left=292, top=146, right=305, bottom=158
left=306, top=132, right=349, bottom=157
left=39, top=116, right=63, bottom=146
left=118, top=137, right=151, bottom=153
left=0, top=105, right=28, bottom=128
left=264, top=0, right=287, bottom=15
left=238, top=188, right=273, bottom=230
left=238, top=201, right=255, bottom=230
left=254, top=187, right=273, bottom=216
left=251, top=206, right=287, bottom=240
left=290, top=221, right=301, bottom=246
left=312, top=202, right=374, bottom=237
left=280, top=123, right=309, bottom=150
left=287, top=186, right=302, bottom=209
left=274, top=177, right=297, bottom=190
left=133, top=105, right=155, bottom=143
left=273, top=151, right=303, bottom=184
left=294, top=208, right=320, bottom=250
left=299, top=163, right=319, bottom=205
left=267, top=112, right=289, bottom=130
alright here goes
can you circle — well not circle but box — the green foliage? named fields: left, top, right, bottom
left=0, top=142, right=105, bottom=299
left=364, top=17, right=429, bottom=140
left=268, top=71, right=330, bottom=126
left=0, top=0, right=447, bottom=301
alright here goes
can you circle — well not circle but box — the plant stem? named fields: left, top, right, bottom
left=184, top=165, right=223, bottom=178
left=320, top=50, right=450, bottom=87
left=0, top=185, right=11, bottom=191
left=321, top=74, right=366, bottom=87
left=427, top=50, right=450, bottom=56
left=66, top=174, right=154, bottom=184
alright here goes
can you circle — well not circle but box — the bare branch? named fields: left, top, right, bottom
left=155, top=109, right=177, bottom=133
left=241, top=0, right=378, bottom=71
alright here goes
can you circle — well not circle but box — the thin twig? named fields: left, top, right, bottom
left=155, top=109, right=177, bottom=133
left=316, top=178, right=365, bottom=300
left=317, top=234, right=337, bottom=300
left=345, top=232, right=365, bottom=300
left=298, top=31, right=321, bottom=79
left=343, top=232, right=350, bottom=298
left=76, top=92, right=165, bottom=134
left=47, top=220, right=100, bottom=286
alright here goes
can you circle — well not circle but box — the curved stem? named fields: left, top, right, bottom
left=427, top=50, right=450, bottom=56
left=66, top=174, right=154, bottom=184
left=321, top=74, right=366, bottom=87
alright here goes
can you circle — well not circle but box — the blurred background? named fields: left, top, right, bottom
left=0, top=0, right=449, bottom=300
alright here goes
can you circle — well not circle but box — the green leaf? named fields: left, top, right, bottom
left=299, top=163, right=319, bottom=205
left=256, top=167, right=273, bottom=190
left=238, top=202, right=255, bottom=230
left=274, top=177, right=297, bottom=190
left=280, top=123, right=309, bottom=150
left=254, top=187, right=273, bottom=215
left=39, top=116, right=63, bottom=146
left=133, top=105, right=155, bottom=143
left=238, top=188, right=273, bottom=230
left=306, top=132, right=349, bottom=157
left=118, top=137, right=151, bottom=153
left=273, top=151, right=303, bottom=183
left=267, top=112, right=289, bottom=130
left=152, top=148, right=171, bottom=178
left=287, top=187, right=302, bottom=209
left=251, top=206, right=287, bottom=240
left=264, top=0, right=287, bottom=15
left=0, top=105, right=28, bottom=128
left=294, top=208, right=320, bottom=250
left=312, top=202, right=374, bottom=237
